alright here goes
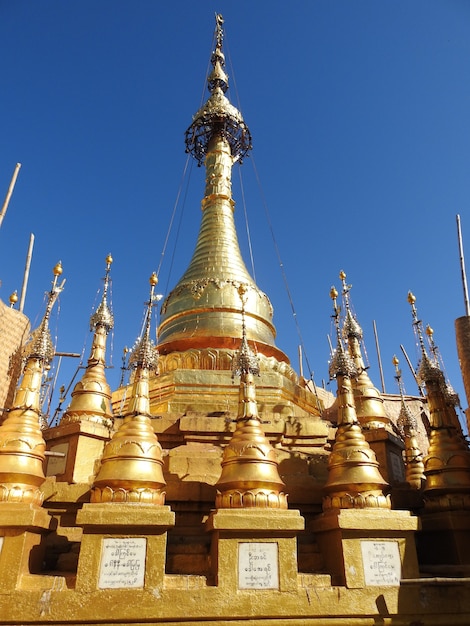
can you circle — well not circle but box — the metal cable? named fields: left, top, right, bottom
left=250, top=157, right=316, bottom=383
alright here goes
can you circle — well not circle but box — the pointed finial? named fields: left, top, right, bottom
left=340, top=269, right=363, bottom=341
left=393, top=355, right=425, bottom=489
left=394, top=355, right=418, bottom=433
left=323, top=286, right=389, bottom=509
left=128, top=273, right=159, bottom=372
left=408, top=291, right=440, bottom=386
left=328, top=286, right=356, bottom=380
left=9, top=290, right=18, bottom=308
left=232, top=284, right=259, bottom=378
left=90, top=254, right=114, bottom=333
left=185, top=15, right=252, bottom=165
left=22, top=261, right=65, bottom=363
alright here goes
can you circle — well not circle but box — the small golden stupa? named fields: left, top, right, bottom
left=61, top=254, right=114, bottom=428
left=393, top=355, right=425, bottom=490
left=322, top=286, right=390, bottom=510
left=91, top=273, right=166, bottom=504
left=1, top=12, right=470, bottom=625
left=409, top=291, right=470, bottom=511
left=0, top=262, right=64, bottom=505
left=215, top=285, right=287, bottom=509
left=340, top=270, right=390, bottom=430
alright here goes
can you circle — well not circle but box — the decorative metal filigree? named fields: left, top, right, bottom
left=128, top=273, right=159, bottom=372
left=340, top=271, right=364, bottom=342
left=232, top=285, right=259, bottom=378
left=90, top=254, right=114, bottom=333
left=185, top=13, right=252, bottom=165
left=329, top=285, right=357, bottom=379
left=22, top=262, right=64, bottom=364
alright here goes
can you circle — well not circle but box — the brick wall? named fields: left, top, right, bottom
left=0, top=298, right=30, bottom=420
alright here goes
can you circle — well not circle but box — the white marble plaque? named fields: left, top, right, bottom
left=98, top=538, right=146, bottom=589
left=361, top=540, right=401, bottom=586
left=238, top=542, right=279, bottom=590
left=0, top=536, right=4, bottom=555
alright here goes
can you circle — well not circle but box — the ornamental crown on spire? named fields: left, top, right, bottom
left=184, top=14, right=252, bottom=165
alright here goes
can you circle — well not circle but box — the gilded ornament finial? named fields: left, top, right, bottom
left=339, top=271, right=388, bottom=429
left=9, top=290, right=18, bottom=308
left=184, top=14, right=252, bottom=165
left=340, top=270, right=363, bottom=343
left=328, top=286, right=356, bottom=380
left=232, top=284, right=259, bottom=378
left=393, top=356, right=425, bottom=489
left=408, top=292, right=440, bottom=387
left=22, top=261, right=65, bottom=363
left=90, top=255, right=114, bottom=333
left=128, top=274, right=159, bottom=372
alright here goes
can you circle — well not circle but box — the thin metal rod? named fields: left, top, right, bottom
left=400, top=343, right=424, bottom=397
left=327, top=334, right=334, bottom=356
left=372, top=320, right=386, bottom=394
left=19, top=233, right=34, bottom=313
left=457, top=214, right=470, bottom=317
left=298, top=344, right=303, bottom=378
left=0, top=163, right=21, bottom=230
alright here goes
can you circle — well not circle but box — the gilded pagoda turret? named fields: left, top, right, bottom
left=323, top=287, right=390, bottom=510
left=393, top=355, right=425, bottom=490
left=61, top=255, right=114, bottom=428
left=158, top=14, right=287, bottom=365
left=409, top=292, right=470, bottom=511
left=92, top=273, right=166, bottom=504
left=0, top=263, right=64, bottom=505
left=340, top=271, right=390, bottom=430
left=214, top=286, right=287, bottom=508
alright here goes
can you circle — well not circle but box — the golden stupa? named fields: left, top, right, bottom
left=2, top=13, right=470, bottom=625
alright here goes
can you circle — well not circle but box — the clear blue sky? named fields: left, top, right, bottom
left=1, top=1, right=470, bottom=425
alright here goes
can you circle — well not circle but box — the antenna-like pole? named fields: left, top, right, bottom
left=298, top=344, right=303, bottom=378
left=0, top=163, right=21, bottom=230
left=457, top=214, right=470, bottom=317
left=400, top=343, right=424, bottom=398
left=19, top=233, right=34, bottom=313
left=372, top=320, right=386, bottom=394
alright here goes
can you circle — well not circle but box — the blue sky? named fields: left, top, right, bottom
left=1, top=1, right=470, bottom=426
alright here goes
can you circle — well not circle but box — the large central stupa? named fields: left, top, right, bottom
left=113, top=15, right=327, bottom=424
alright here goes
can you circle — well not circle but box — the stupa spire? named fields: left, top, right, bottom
left=214, top=285, right=287, bottom=508
left=0, top=262, right=64, bottom=505
left=61, top=255, right=114, bottom=428
left=339, top=270, right=390, bottom=429
left=91, top=273, right=166, bottom=504
left=408, top=291, right=470, bottom=511
left=393, top=355, right=425, bottom=489
left=158, top=14, right=287, bottom=365
left=323, top=287, right=390, bottom=510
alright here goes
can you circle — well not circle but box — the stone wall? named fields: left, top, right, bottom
left=0, top=298, right=30, bottom=420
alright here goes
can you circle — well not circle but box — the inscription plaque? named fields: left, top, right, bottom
left=238, top=542, right=279, bottom=590
left=98, top=537, right=146, bottom=589
left=389, top=452, right=406, bottom=481
left=361, top=540, right=401, bottom=586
